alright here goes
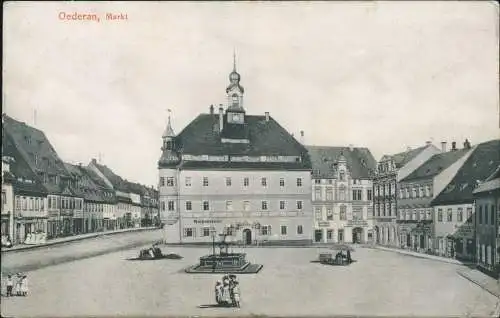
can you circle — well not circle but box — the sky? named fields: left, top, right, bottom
left=3, top=1, right=499, bottom=187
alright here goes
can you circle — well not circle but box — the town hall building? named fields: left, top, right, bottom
left=158, top=59, right=313, bottom=245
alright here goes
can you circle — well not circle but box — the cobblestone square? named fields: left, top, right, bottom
left=1, top=246, right=498, bottom=317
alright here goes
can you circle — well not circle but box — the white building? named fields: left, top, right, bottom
left=1, top=156, right=15, bottom=244
left=307, top=146, right=377, bottom=244
left=158, top=60, right=313, bottom=245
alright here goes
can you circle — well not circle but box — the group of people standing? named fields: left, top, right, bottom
left=4, top=273, right=29, bottom=297
left=214, top=274, right=240, bottom=308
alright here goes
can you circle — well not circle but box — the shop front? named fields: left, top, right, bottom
left=450, top=223, right=475, bottom=261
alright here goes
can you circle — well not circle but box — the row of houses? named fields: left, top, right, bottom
left=158, top=61, right=499, bottom=277
left=373, top=139, right=499, bottom=275
left=1, top=114, right=159, bottom=246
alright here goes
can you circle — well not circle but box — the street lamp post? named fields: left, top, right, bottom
left=210, top=226, right=217, bottom=256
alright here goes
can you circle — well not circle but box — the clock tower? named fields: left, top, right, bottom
left=226, top=52, right=245, bottom=125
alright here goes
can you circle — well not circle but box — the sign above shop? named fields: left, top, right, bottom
left=453, top=224, right=474, bottom=238
left=347, top=220, right=368, bottom=227
left=193, top=219, right=223, bottom=224
left=318, top=221, right=330, bottom=227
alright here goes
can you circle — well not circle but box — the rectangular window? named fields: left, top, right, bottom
left=183, top=228, right=195, bottom=237
left=261, top=201, right=268, bottom=210
left=226, top=177, right=232, bottom=187
left=243, top=201, right=250, bottom=211
left=327, top=229, right=333, bottom=240
left=490, top=205, right=495, bottom=225
left=296, top=178, right=302, bottom=187
left=315, top=207, right=322, bottom=220
left=226, top=201, right=233, bottom=211
left=426, top=209, right=431, bottom=220
left=261, top=225, right=271, bottom=236
left=203, top=201, right=210, bottom=211
left=457, top=208, right=463, bottom=222
left=185, top=177, right=192, bottom=187
left=297, top=225, right=303, bottom=235
left=167, top=200, right=175, bottom=211
left=261, top=177, right=267, bottom=187
left=447, top=208, right=452, bottom=222
left=315, top=179, right=321, bottom=184
left=279, top=178, right=285, bottom=187
left=166, top=177, right=174, bottom=186
left=185, top=201, right=192, bottom=211
left=367, top=189, right=372, bottom=201
left=29, top=198, right=34, bottom=210
left=467, top=207, right=473, bottom=223
left=243, top=177, right=249, bottom=187
left=296, top=201, right=303, bottom=210
left=314, top=187, right=322, bottom=200
left=203, top=177, right=209, bottom=187
left=281, top=225, right=287, bottom=235
left=280, top=201, right=286, bottom=210
left=352, top=190, right=362, bottom=201
left=326, top=188, right=333, bottom=201
left=340, top=206, right=347, bottom=220
left=41, top=198, right=44, bottom=210
left=438, top=209, right=443, bottom=222
left=419, top=210, right=424, bottom=220
left=203, top=227, right=211, bottom=237
left=338, top=229, right=344, bottom=242
left=160, top=177, right=165, bottom=187
left=327, top=208, right=333, bottom=220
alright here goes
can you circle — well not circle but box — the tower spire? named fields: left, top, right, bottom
left=233, top=49, right=236, bottom=72
left=162, top=108, right=175, bottom=138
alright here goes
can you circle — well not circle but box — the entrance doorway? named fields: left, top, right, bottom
left=352, top=227, right=363, bottom=244
left=374, top=226, right=380, bottom=244
left=314, top=229, right=323, bottom=243
left=243, top=228, right=252, bottom=245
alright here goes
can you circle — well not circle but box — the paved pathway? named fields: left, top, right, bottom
left=1, top=246, right=498, bottom=317
left=2, top=227, right=159, bottom=253
left=368, top=245, right=474, bottom=265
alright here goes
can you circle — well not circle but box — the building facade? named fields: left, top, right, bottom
left=307, top=146, right=376, bottom=244
left=373, top=143, right=441, bottom=246
left=397, top=143, right=471, bottom=253
left=432, top=139, right=500, bottom=261
left=2, top=156, right=15, bottom=245
left=473, top=165, right=500, bottom=276
left=159, top=61, right=313, bottom=244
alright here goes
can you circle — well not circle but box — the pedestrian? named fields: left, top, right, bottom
left=6, top=275, right=14, bottom=297
left=221, top=280, right=231, bottom=306
left=18, top=275, right=28, bottom=296
left=215, top=281, right=222, bottom=305
left=232, top=281, right=240, bottom=308
left=15, top=273, right=22, bottom=296
left=347, top=250, right=352, bottom=263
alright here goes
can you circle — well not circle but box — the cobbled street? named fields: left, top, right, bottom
left=1, top=245, right=498, bottom=317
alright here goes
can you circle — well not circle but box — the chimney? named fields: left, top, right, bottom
left=348, top=144, right=354, bottom=151
left=209, top=104, right=214, bottom=115
left=299, top=130, right=305, bottom=144
left=219, top=105, right=224, bottom=132
left=451, top=141, right=457, bottom=151
left=441, top=142, right=447, bottom=152
left=425, top=141, right=432, bottom=146
left=91, top=158, right=97, bottom=164
left=265, top=112, right=269, bottom=122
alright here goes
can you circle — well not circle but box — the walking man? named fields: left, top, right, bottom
left=6, top=275, right=14, bottom=297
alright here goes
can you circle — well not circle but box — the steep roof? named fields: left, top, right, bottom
left=3, top=114, right=69, bottom=194
left=91, top=160, right=129, bottom=192
left=473, top=165, right=500, bottom=194
left=401, top=148, right=470, bottom=182
left=159, top=113, right=311, bottom=170
left=432, top=139, right=500, bottom=205
left=2, top=128, right=47, bottom=196
left=306, top=146, right=377, bottom=179
left=381, top=145, right=428, bottom=168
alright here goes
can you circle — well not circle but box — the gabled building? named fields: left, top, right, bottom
left=432, top=139, right=500, bottom=261
left=88, top=159, right=133, bottom=230
left=2, top=125, right=48, bottom=245
left=473, top=165, right=500, bottom=276
left=3, top=114, right=77, bottom=239
left=397, top=142, right=472, bottom=254
left=307, top=146, right=376, bottom=244
left=158, top=60, right=313, bottom=245
left=373, top=142, right=441, bottom=246
left=82, top=166, right=117, bottom=231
